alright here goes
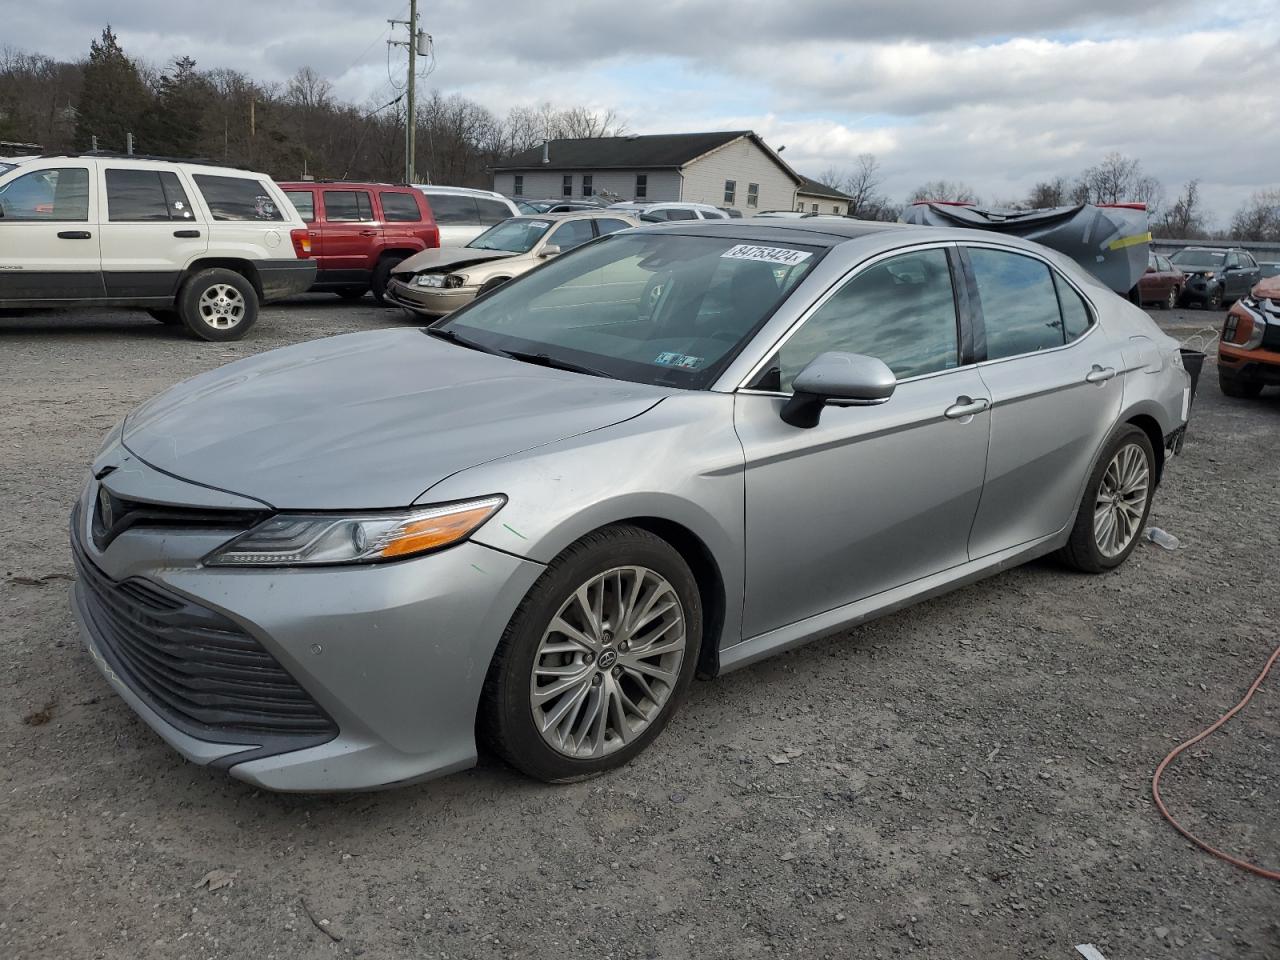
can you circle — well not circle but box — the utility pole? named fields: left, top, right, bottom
left=389, top=4, right=431, bottom=184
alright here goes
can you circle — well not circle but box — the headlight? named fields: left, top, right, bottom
left=414, top=274, right=465, bottom=289
left=205, top=496, right=505, bottom=566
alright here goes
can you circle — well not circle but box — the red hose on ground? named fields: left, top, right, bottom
left=1151, top=643, right=1280, bottom=881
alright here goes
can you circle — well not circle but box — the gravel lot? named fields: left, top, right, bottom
left=2, top=299, right=1277, bottom=960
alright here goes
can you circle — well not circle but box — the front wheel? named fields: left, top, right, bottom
left=1057, top=425, right=1155, bottom=573
left=1164, top=286, right=1178, bottom=310
left=1206, top=288, right=1223, bottom=310
left=481, top=525, right=702, bottom=782
left=177, top=268, right=258, bottom=341
left=370, top=257, right=404, bottom=306
left=1219, top=371, right=1263, bottom=399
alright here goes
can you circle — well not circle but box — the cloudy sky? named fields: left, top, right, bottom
left=10, top=0, right=1280, bottom=224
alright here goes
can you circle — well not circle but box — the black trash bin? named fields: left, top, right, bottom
left=1180, top=348, right=1205, bottom=411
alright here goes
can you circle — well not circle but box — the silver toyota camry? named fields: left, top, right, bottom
left=71, top=219, right=1192, bottom=791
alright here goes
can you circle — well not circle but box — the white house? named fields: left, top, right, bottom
left=795, top=174, right=854, bottom=215
left=492, top=130, right=802, bottom=215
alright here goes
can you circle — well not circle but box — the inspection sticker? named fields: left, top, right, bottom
left=721, top=244, right=812, bottom=267
left=654, top=352, right=704, bottom=369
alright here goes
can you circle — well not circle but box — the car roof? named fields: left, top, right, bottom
left=515, top=211, right=639, bottom=221
left=415, top=184, right=508, bottom=199
left=278, top=180, right=416, bottom=190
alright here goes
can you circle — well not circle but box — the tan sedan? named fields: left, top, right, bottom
left=385, top=211, right=640, bottom=317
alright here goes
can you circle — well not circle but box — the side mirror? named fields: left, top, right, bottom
left=780, top=352, right=896, bottom=428
left=539, top=244, right=561, bottom=258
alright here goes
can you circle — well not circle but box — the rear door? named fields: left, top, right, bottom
left=98, top=164, right=207, bottom=299
left=0, top=162, right=103, bottom=302
left=378, top=189, right=436, bottom=249
left=318, top=188, right=380, bottom=277
left=963, top=245, right=1122, bottom=558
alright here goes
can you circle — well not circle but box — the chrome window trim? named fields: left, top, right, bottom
left=730, top=240, right=962, bottom=393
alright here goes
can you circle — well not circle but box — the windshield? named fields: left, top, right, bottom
left=438, top=233, right=823, bottom=389
left=1172, top=250, right=1225, bottom=268
left=467, top=217, right=553, bottom=253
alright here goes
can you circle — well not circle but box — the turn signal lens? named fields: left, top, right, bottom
left=206, top=496, right=506, bottom=567
left=290, top=228, right=313, bottom=258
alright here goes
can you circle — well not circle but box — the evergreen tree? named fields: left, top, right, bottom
left=149, top=56, right=207, bottom=157
left=73, top=26, right=151, bottom=151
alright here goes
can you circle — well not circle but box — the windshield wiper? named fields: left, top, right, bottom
left=501, top=349, right=609, bottom=378
left=423, top=326, right=505, bottom=356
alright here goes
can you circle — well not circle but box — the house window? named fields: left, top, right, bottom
left=747, top=183, right=759, bottom=207
left=513, top=175, right=523, bottom=196
left=582, top=175, right=593, bottom=197
left=724, top=180, right=736, bottom=205
left=562, top=175, right=572, bottom=197
left=811, top=203, right=818, bottom=213
left=833, top=205, right=840, bottom=214
left=635, top=174, right=647, bottom=199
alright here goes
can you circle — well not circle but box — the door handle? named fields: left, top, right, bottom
left=359, top=229, right=378, bottom=237
left=1085, top=365, right=1117, bottom=384
left=944, top=396, right=990, bottom=419
left=173, top=229, right=201, bottom=238
left=56, top=230, right=92, bottom=240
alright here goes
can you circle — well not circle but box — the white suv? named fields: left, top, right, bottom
left=413, top=185, right=519, bottom=246
left=0, top=155, right=316, bottom=341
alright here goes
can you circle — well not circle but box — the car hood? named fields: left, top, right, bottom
left=393, top=247, right=517, bottom=275
left=122, top=330, right=669, bottom=509
left=1252, top=276, right=1280, bottom=299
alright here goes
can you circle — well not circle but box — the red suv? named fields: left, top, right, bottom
left=279, top=182, right=439, bottom=304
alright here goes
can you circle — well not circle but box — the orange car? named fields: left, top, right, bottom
left=1218, top=275, right=1280, bottom=397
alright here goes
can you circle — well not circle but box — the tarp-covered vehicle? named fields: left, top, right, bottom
left=901, top=201, right=1151, bottom=296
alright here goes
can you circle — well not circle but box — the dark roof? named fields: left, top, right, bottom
left=795, top=174, right=852, bottom=201
left=495, top=131, right=793, bottom=175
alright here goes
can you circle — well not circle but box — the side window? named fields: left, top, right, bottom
left=777, top=248, right=959, bottom=389
left=0, top=167, right=90, bottom=221
left=105, top=169, right=171, bottom=221
left=158, top=172, right=195, bottom=221
left=322, top=190, right=373, bottom=222
left=699, top=209, right=726, bottom=219
left=1241, top=253, right=1257, bottom=269
left=426, top=194, right=479, bottom=225
left=548, top=218, right=595, bottom=251
left=285, top=190, right=315, bottom=222
left=476, top=199, right=511, bottom=225
left=968, top=248, right=1064, bottom=359
left=192, top=175, right=284, bottom=221
left=664, top=208, right=697, bottom=221
left=595, top=218, right=631, bottom=236
left=379, top=191, right=422, bottom=222
left=1225, top=252, right=1240, bottom=269
left=1054, top=274, right=1093, bottom=343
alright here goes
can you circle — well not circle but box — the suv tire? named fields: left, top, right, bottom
left=177, top=268, right=259, bottom=341
left=1219, top=370, right=1263, bottom=399
left=371, top=257, right=404, bottom=306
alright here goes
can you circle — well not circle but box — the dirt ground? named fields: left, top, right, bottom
left=1, top=299, right=1277, bottom=960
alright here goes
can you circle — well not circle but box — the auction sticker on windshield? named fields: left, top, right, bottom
left=721, top=244, right=813, bottom=267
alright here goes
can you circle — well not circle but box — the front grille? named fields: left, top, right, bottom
left=73, top=528, right=336, bottom=744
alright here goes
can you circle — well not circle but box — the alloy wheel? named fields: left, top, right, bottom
left=1093, top=442, right=1150, bottom=558
left=198, top=284, right=246, bottom=330
left=530, top=566, right=686, bottom=759
left=1166, top=287, right=1178, bottom=310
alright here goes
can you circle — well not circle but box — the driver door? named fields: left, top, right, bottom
left=733, top=245, right=991, bottom=639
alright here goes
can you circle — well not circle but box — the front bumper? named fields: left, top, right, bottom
left=384, top=277, right=477, bottom=317
left=1218, top=343, right=1280, bottom=385
left=1181, top=276, right=1223, bottom=305
left=69, top=469, right=544, bottom=791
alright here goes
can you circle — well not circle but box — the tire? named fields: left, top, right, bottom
left=176, top=268, right=258, bottom=341
left=478, top=276, right=509, bottom=297
left=147, top=308, right=181, bottom=325
left=1057, top=425, right=1155, bottom=574
left=480, top=525, right=702, bottom=782
left=1163, top=287, right=1178, bottom=310
left=336, top=287, right=368, bottom=301
left=370, top=257, right=404, bottom=306
left=1206, top=288, right=1223, bottom=311
left=1219, top=371, right=1263, bottom=399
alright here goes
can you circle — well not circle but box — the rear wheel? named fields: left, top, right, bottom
left=176, top=268, right=258, bottom=341
left=481, top=525, right=702, bottom=782
left=1163, top=286, right=1178, bottom=310
left=370, top=257, right=404, bottom=306
left=1219, top=370, right=1263, bottom=399
left=1058, top=425, right=1154, bottom=573
left=1206, top=288, right=1223, bottom=310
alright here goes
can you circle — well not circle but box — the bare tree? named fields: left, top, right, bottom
left=1027, top=177, right=1069, bottom=209
left=551, top=106, right=628, bottom=139
left=908, top=180, right=979, bottom=205
left=1072, top=152, right=1162, bottom=213
left=285, top=67, right=332, bottom=110
left=1230, top=189, right=1280, bottom=242
left=1157, top=179, right=1205, bottom=238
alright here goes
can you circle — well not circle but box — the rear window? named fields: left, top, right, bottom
left=428, top=193, right=479, bottom=225
left=193, top=175, right=284, bottom=221
left=285, top=190, right=315, bottom=221
left=379, top=191, right=422, bottom=222
left=105, top=169, right=194, bottom=222
left=477, top=198, right=511, bottom=225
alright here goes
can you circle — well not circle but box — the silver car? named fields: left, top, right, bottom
left=71, top=220, right=1192, bottom=791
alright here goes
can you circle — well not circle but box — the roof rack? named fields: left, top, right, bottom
left=32, top=151, right=254, bottom=172
left=283, top=178, right=412, bottom=187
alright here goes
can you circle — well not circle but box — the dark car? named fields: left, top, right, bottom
left=1258, top=261, right=1280, bottom=280
left=279, top=181, right=439, bottom=304
left=1135, top=252, right=1185, bottom=309
left=1170, top=246, right=1261, bottom=309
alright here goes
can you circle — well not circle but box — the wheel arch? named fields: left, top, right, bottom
left=182, top=258, right=262, bottom=298
left=1123, top=409, right=1168, bottom=485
